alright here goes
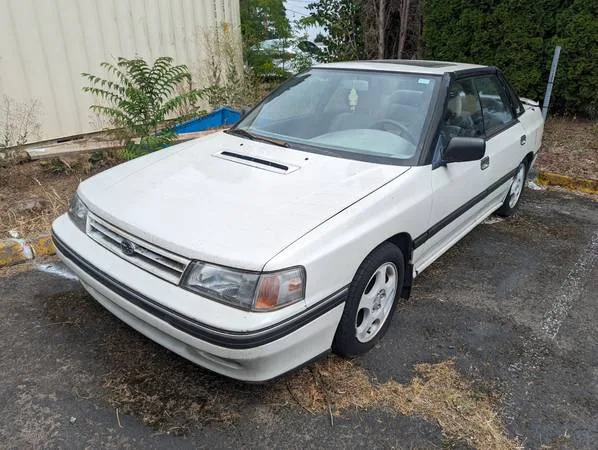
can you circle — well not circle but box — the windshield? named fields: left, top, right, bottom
left=235, top=68, right=439, bottom=164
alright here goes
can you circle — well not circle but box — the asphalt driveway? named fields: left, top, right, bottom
left=1, top=188, right=596, bottom=449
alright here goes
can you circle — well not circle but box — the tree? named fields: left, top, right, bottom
left=240, top=0, right=293, bottom=78
left=240, top=0, right=291, bottom=49
left=301, top=0, right=365, bottom=61
left=301, top=0, right=422, bottom=61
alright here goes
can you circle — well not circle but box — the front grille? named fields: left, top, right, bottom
left=87, top=214, right=190, bottom=284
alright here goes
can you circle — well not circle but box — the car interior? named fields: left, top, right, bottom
left=439, top=76, right=515, bottom=148
left=248, top=70, right=438, bottom=159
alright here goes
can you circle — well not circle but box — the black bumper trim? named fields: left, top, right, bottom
left=52, top=232, right=347, bottom=349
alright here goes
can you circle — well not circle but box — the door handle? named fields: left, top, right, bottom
left=520, top=135, right=527, bottom=145
left=481, top=156, right=490, bottom=170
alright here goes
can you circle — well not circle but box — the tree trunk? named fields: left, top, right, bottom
left=397, top=0, right=411, bottom=59
left=377, top=0, right=386, bottom=59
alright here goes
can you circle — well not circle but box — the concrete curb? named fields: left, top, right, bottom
left=0, top=235, right=56, bottom=268
left=537, top=170, right=598, bottom=195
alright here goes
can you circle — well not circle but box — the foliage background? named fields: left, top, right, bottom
left=240, top=0, right=293, bottom=77
left=422, top=0, right=598, bottom=118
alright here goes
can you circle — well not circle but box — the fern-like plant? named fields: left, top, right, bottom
left=82, top=57, right=203, bottom=158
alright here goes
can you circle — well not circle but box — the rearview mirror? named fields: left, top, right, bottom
left=435, top=137, right=485, bottom=168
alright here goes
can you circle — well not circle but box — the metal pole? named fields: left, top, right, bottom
left=542, top=46, right=561, bottom=120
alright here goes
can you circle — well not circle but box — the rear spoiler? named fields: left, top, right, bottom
left=520, top=97, right=539, bottom=107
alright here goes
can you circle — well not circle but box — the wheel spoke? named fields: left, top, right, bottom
left=360, top=269, right=383, bottom=308
left=355, top=308, right=374, bottom=339
left=372, top=268, right=385, bottom=291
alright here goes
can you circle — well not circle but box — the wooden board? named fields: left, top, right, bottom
left=26, top=129, right=226, bottom=160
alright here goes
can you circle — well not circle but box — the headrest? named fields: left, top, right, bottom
left=447, top=93, right=462, bottom=116
left=461, top=94, right=479, bottom=113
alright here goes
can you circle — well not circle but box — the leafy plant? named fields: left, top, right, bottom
left=82, top=57, right=204, bottom=157
left=423, top=0, right=598, bottom=118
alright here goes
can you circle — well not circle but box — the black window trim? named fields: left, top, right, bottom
left=418, top=72, right=452, bottom=166
left=472, top=74, right=519, bottom=138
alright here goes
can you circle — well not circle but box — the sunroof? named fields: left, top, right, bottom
left=369, top=60, right=456, bottom=68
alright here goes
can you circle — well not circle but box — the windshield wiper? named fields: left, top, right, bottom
left=227, top=128, right=291, bottom=148
left=227, top=128, right=256, bottom=140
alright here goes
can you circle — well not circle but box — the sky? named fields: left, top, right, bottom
left=284, top=0, right=322, bottom=41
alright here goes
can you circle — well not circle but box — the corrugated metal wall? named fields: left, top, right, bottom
left=0, top=0, right=241, bottom=141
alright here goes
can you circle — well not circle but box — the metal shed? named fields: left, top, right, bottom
left=0, top=0, right=241, bottom=142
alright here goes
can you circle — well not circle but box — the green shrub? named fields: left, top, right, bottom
left=423, top=0, right=598, bottom=118
left=82, top=57, right=204, bottom=158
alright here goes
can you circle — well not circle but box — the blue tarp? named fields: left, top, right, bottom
left=174, top=107, right=241, bottom=134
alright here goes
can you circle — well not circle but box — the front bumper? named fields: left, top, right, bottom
left=52, top=214, right=346, bottom=381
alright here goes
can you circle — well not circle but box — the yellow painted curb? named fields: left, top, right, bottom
left=537, top=170, right=598, bottom=195
left=0, top=235, right=56, bottom=268
left=0, top=239, right=30, bottom=267
left=30, top=235, right=56, bottom=257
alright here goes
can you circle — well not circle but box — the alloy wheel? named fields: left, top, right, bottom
left=355, top=262, right=398, bottom=343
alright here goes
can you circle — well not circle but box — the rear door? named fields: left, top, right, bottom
left=473, top=75, right=528, bottom=205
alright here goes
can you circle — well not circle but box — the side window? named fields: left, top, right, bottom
left=499, top=74, right=525, bottom=117
left=474, top=76, right=515, bottom=135
left=439, top=78, right=484, bottom=147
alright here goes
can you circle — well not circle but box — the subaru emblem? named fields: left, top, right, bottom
left=120, top=239, right=136, bottom=256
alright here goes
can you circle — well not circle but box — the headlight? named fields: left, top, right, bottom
left=68, top=193, right=88, bottom=232
left=182, top=262, right=305, bottom=311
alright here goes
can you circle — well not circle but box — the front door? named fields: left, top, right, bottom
left=413, top=75, right=524, bottom=274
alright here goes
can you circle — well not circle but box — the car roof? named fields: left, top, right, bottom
left=313, top=60, right=488, bottom=75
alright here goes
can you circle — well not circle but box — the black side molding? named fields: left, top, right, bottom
left=413, top=168, right=518, bottom=249
left=52, top=233, right=347, bottom=349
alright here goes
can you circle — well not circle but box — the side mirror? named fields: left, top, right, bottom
left=435, top=137, right=485, bottom=168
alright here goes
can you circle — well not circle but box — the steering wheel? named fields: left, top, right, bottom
left=372, top=119, right=417, bottom=144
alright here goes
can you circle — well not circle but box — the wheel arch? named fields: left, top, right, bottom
left=385, top=232, right=414, bottom=299
left=524, top=151, right=534, bottom=170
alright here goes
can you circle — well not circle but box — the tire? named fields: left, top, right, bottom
left=496, top=161, right=527, bottom=217
left=332, top=242, right=404, bottom=356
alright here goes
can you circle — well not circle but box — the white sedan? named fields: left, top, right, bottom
left=53, top=60, right=544, bottom=381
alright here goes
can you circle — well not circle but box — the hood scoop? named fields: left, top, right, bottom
left=213, top=150, right=300, bottom=174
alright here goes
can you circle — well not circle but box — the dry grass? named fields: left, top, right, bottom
left=277, top=358, right=519, bottom=450
left=538, top=117, right=598, bottom=180
left=0, top=152, right=121, bottom=238
left=96, top=315, right=518, bottom=448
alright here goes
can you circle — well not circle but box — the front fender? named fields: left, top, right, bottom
left=263, top=166, right=433, bottom=307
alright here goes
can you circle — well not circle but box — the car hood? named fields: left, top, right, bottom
left=79, top=132, right=409, bottom=270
